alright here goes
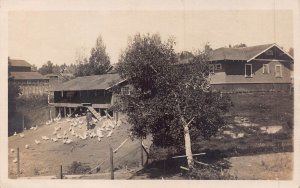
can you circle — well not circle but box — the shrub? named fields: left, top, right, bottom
left=67, top=161, right=91, bottom=174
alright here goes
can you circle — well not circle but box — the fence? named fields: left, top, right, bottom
left=11, top=138, right=148, bottom=180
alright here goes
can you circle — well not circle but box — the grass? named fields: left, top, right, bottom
left=142, top=92, right=293, bottom=179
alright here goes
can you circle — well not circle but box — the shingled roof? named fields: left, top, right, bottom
left=208, top=43, right=275, bottom=61
left=8, top=59, right=32, bottom=67
left=51, top=73, right=124, bottom=91
left=10, top=72, right=49, bottom=80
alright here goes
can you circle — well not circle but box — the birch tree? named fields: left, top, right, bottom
left=116, top=33, right=231, bottom=169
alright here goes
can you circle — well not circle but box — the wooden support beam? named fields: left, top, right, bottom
left=172, top=153, right=206, bottom=159
left=110, top=147, right=114, bottom=180
left=17, top=147, right=20, bottom=178
left=64, top=107, right=66, bottom=118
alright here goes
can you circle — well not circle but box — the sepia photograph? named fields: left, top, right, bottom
left=1, top=0, right=299, bottom=186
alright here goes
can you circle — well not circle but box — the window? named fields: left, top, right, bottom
left=209, top=64, right=214, bottom=74
left=266, top=50, right=274, bottom=56
left=215, top=63, right=222, bottom=70
left=275, top=65, right=282, bottom=77
left=121, top=87, right=130, bottom=95
left=245, top=64, right=253, bottom=77
left=262, top=64, right=270, bottom=74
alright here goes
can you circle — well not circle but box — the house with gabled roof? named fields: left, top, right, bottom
left=207, top=43, right=294, bottom=92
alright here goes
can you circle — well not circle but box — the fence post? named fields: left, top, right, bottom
left=17, top=147, right=20, bottom=178
left=22, top=115, right=25, bottom=130
left=110, top=147, right=114, bottom=180
left=141, top=139, right=144, bottom=167
left=59, top=165, right=63, bottom=179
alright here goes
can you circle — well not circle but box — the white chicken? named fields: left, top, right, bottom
left=54, top=126, right=61, bottom=131
left=10, top=148, right=15, bottom=153
left=51, top=137, right=58, bottom=142
left=96, top=129, right=104, bottom=138
left=33, top=125, right=38, bottom=131
left=13, top=132, right=17, bottom=136
left=107, top=130, right=113, bottom=137
left=75, top=114, right=78, bottom=117
left=20, top=133, right=25, bottom=138
left=13, top=158, right=18, bottom=163
left=42, top=136, right=49, bottom=140
left=80, top=134, right=87, bottom=140
left=35, top=140, right=41, bottom=145
left=63, top=139, right=72, bottom=144
left=25, top=144, right=29, bottom=149
left=56, top=134, right=62, bottom=139
left=69, top=126, right=72, bottom=132
left=97, top=137, right=101, bottom=142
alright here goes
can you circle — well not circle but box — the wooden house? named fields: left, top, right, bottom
left=207, top=43, right=294, bottom=92
left=8, top=58, right=49, bottom=96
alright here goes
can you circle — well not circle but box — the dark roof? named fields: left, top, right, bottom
left=209, top=44, right=274, bottom=61
left=10, top=72, right=49, bottom=80
left=51, top=73, right=124, bottom=91
left=8, top=59, right=32, bottom=67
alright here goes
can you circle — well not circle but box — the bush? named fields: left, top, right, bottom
left=67, top=161, right=91, bottom=174
left=188, top=163, right=236, bottom=180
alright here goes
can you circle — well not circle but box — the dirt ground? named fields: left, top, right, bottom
left=8, top=115, right=151, bottom=179
left=228, top=152, right=293, bottom=180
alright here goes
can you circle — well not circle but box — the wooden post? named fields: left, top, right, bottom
left=64, top=107, right=66, bottom=118
left=68, top=107, right=71, bottom=116
left=110, top=147, right=114, bottom=180
left=22, top=114, right=25, bottom=130
left=59, top=165, right=63, bottom=179
left=17, top=147, right=20, bottom=178
left=49, top=108, right=52, bottom=121
left=141, top=139, right=144, bottom=167
left=115, top=112, right=119, bottom=125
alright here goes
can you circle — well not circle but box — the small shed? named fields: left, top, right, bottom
left=49, top=73, right=128, bottom=118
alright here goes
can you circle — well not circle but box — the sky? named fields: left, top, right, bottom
left=8, top=10, right=293, bottom=68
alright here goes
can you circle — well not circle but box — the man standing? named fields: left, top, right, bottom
left=86, top=109, right=92, bottom=130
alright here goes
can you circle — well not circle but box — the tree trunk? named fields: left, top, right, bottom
left=183, top=123, right=193, bottom=169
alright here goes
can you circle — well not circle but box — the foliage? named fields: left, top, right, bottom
left=188, top=162, right=236, bottom=180
left=74, top=35, right=111, bottom=77
left=115, top=33, right=232, bottom=149
left=38, top=61, right=55, bottom=75
left=67, top=161, right=91, bottom=174
left=228, top=43, right=247, bottom=48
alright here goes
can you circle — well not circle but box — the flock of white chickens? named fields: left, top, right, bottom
left=11, top=113, right=121, bottom=164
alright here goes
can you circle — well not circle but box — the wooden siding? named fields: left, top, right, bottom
left=210, top=60, right=292, bottom=84
left=54, top=90, right=113, bottom=105
left=212, top=83, right=292, bottom=92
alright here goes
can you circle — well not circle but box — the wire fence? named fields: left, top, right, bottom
left=9, top=138, right=148, bottom=179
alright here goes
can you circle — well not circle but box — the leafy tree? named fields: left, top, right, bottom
left=31, top=64, right=38, bottom=72
left=115, top=33, right=232, bottom=169
left=89, top=35, right=111, bottom=75
left=74, top=35, right=111, bottom=77
left=38, top=61, right=54, bottom=75
left=74, top=57, right=90, bottom=77
left=228, top=43, right=247, bottom=48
